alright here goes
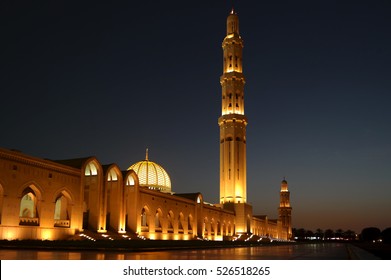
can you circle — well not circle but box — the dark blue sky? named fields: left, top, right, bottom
left=1, top=1, right=390, bottom=232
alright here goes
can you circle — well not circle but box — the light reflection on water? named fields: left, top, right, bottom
left=0, top=243, right=350, bottom=260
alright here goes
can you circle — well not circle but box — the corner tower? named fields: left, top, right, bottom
left=278, top=178, right=292, bottom=239
left=219, top=9, right=248, bottom=205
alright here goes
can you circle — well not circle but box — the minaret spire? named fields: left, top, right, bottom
left=230, top=0, right=235, bottom=14
left=219, top=10, right=247, bottom=205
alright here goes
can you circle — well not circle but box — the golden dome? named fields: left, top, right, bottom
left=127, top=150, right=171, bottom=193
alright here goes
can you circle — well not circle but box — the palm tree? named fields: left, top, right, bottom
left=305, top=230, right=314, bottom=240
left=361, top=227, right=381, bottom=241
left=344, top=230, right=356, bottom=240
left=324, top=229, right=334, bottom=240
left=335, top=229, right=343, bottom=239
left=315, top=228, right=324, bottom=240
left=292, top=228, right=306, bottom=240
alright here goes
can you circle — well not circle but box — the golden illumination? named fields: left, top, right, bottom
left=85, top=162, right=98, bottom=176
left=235, top=225, right=245, bottom=233
left=126, top=175, right=135, bottom=186
left=41, top=229, right=53, bottom=240
left=128, top=151, right=171, bottom=192
left=5, top=230, right=16, bottom=240
left=0, top=10, right=292, bottom=243
left=118, top=221, right=126, bottom=234
left=107, top=169, right=118, bottom=181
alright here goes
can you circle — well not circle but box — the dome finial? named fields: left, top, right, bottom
left=145, top=148, right=149, bottom=161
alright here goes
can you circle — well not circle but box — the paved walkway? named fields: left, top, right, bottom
left=346, top=244, right=380, bottom=260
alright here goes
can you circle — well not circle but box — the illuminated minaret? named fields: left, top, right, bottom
left=278, top=178, right=292, bottom=239
left=219, top=9, right=248, bottom=205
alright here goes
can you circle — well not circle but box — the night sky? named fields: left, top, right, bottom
left=1, top=1, right=390, bottom=233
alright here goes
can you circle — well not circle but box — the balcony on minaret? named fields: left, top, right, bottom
left=219, top=10, right=247, bottom=209
left=280, top=201, right=291, bottom=208
left=222, top=42, right=243, bottom=74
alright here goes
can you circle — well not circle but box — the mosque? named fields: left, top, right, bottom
left=0, top=10, right=292, bottom=241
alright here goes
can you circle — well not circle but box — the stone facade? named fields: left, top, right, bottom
left=0, top=10, right=292, bottom=241
left=0, top=147, right=290, bottom=241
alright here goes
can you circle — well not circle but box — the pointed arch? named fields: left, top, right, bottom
left=53, top=189, right=74, bottom=228
left=141, top=206, right=150, bottom=232
left=18, top=182, right=43, bottom=201
left=125, top=170, right=139, bottom=187
left=122, top=169, right=140, bottom=232
left=155, top=208, right=163, bottom=232
left=105, top=164, right=123, bottom=232
left=20, top=192, right=35, bottom=217
left=221, top=221, right=226, bottom=236
left=82, top=158, right=102, bottom=178
left=53, top=187, right=74, bottom=203
left=203, top=217, right=209, bottom=237
left=167, top=210, right=174, bottom=233
left=217, top=220, right=221, bottom=236
left=210, top=218, right=215, bottom=235
left=187, top=214, right=193, bottom=234
left=54, top=196, right=68, bottom=219
left=84, top=161, right=98, bottom=176
left=178, top=212, right=185, bottom=233
left=18, top=183, right=42, bottom=226
left=81, top=157, right=103, bottom=231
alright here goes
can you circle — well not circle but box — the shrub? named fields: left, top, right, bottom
left=381, top=228, right=391, bottom=244
left=361, top=227, right=381, bottom=242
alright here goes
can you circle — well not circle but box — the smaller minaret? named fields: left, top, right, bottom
left=278, top=178, right=292, bottom=239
